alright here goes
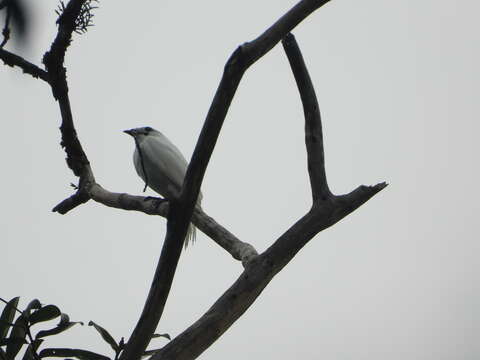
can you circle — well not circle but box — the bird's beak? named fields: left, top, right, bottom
left=123, top=129, right=134, bottom=136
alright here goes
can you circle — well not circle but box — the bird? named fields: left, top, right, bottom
left=124, top=126, right=202, bottom=247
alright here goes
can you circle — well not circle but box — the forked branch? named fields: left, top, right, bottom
left=265, top=33, right=387, bottom=265
left=150, top=32, right=386, bottom=360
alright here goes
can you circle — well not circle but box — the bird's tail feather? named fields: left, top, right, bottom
left=184, top=223, right=196, bottom=249
left=184, top=202, right=201, bottom=249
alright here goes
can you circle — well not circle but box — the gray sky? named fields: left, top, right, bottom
left=1, top=0, right=479, bottom=359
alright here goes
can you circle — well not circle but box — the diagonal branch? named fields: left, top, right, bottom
left=52, top=183, right=258, bottom=263
left=264, top=182, right=387, bottom=267
left=89, top=184, right=259, bottom=263
left=152, top=184, right=386, bottom=360
left=282, top=33, right=331, bottom=201
left=192, top=208, right=258, bottom=265
left=0, top=48, right=49, bottom=81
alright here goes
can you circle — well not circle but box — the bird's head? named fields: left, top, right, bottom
left=123, top=126, right=157, bottom=138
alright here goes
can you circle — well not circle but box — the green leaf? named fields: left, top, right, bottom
left=35, top=314, right=83, bottom=339
left=6, top=315, right=27, bottom=359
left=0, top=337, right=28, bottom=346
left=0, top=297, right=20, bottom=341
left=23, top=300, right=42, bottom=320
left=29, top=305, right=61, bottom=325
left=38, top=348, right=110, bottom=360
left=151, top=333, right=171, bottom=341
left=88, top=321, right=119, bottom=353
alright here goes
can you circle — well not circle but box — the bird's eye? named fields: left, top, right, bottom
left=144, top=126, right=153, bottom=133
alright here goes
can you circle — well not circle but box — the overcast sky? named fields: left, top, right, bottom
left=1, top=1, right=479, bottom=359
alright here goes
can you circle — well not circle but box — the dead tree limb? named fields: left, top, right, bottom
left=282, top=32, right=331, bottom=201
left=150, top=31, right=386, bottom=360
left=43, top=0, right=91, bottom=173
left=88, top=184, right=258, bottom=263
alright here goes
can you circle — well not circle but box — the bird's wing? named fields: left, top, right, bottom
left=139, top=133, right=190, bottom=198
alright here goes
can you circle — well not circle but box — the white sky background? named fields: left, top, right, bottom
left=1, top=0, right=479, bottom=359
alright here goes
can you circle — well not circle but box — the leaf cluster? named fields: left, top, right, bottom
left=0, top=297, right=170, bottom=360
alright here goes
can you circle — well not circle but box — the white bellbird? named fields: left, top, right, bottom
left=124, top=126, right=202, bottom=246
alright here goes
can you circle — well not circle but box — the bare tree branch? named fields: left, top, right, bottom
left=148, top=29, right=388, bottom=360
left=282, top=33, right=330, bottom=201
left=52, top=189, right=90, bottom=214
left=264, top=182, right=387, bottom=267
left=0, top=48, right=49, bottom=81
left=1, top=3, right=11, bottom=47
left=152, top=184, right=386, bottom=360
left=53, top=183, right=258, bottom=263
left=42, top=0, right=91, bottom=179
left=192, top=208, right=258, bottom=264
left=265, top=32, right=388, bottom=265
left=90, top=185, right=168, bottom=216
left=181, top=0, right=333, bottom=210
left=121, top=2, right=334, bottom=360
